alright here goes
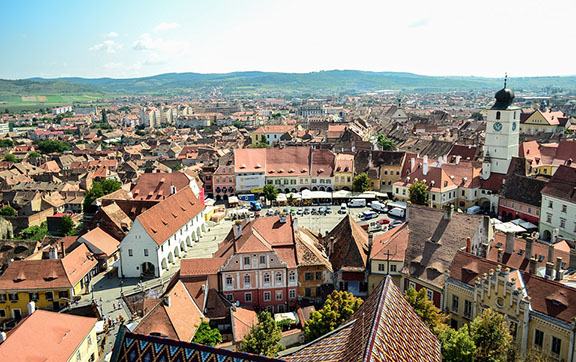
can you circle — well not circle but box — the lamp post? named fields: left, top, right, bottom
left=120, top=279, right=124, bottom=296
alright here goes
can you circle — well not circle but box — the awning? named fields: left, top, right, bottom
left=277, top=193, right=287, bottom=202
left=95, top=320, right=106, bottom=333
left=510, top=219, right=538, bottom=230
left=228, top=196, right=239, bottom=204
left=310, top=191, right=332, bottom=199
left=333, top=190, right=352, bottom=198
left=495, top=222, right=526, bottom=233
left=301, top=189, right=312, bottom=199
left=274, top=312, right=299, bottom=324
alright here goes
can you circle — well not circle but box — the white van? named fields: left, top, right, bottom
left=370, top=201, right=387, bottom=212
left=388, top=207, right=405, bottom=218
left=467, top=206, right=481, bottom=215
left=338, top=203, right=348, bottom=214
left=348, top=199, right=367, bottom=207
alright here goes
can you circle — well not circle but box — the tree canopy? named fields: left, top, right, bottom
left=409, top=181, right=428, bottom=205
left=20, top=222, right=48, bottom=241
left=304, top=290, right=363, bottom=342
left=58, top=215, right=75, bottom=236
left=470, top=308, right=512, bottom=362
left=248, top=141, right=270, bottom=149
left=353, top=173, right=371, bottom=192
left=263, top=184, right=279, bottom=202
left=83, top=179, right=122, bottom=211
left=0, top=138, right=14, bottom=147
left=239, top=312, right=284, bottom=357
left=35, top=139, right=71, bottom=154
left=28, top=151, right=42, bottom=158
left=0, top=206, right=16, bottom=217
left=377, top=135, right=395, bottom=151
left=435, top=324, right=475, bottom=362
left=3, top=153, right=18, bottom=163
left=404, top=286, right=446, bottom=331
left=192, top=321, right=222, bottom=347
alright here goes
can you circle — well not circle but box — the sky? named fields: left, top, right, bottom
left=1, top=0, right=575, bottom=79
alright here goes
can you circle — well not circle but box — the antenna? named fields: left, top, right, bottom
left=504, top=73, right=508, bottom=88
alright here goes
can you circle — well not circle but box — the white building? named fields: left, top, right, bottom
left=481, top=80, right=520, bottom=179
left=119, top=186, right=206, bottom=278
left=52, top=106, right=73, bottom=115
left=539, top=166, right=576, bottom=242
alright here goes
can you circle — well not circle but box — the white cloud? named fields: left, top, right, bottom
left=154, top=22, right=180, bottom=32
left=89, top=40, right=122, bottom=54
left=107, top=31, right=119, bottom=38
left=104, top=62, right=122, bottom=69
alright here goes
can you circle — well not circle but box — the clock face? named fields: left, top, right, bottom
left=512, top=122, right=517, bottom=131
left=493, top=122, right=503, bottom=132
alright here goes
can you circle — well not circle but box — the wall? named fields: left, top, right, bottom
left=68, top=324, right=99, bottom=362
left=0, top=288, right=73, bottom=323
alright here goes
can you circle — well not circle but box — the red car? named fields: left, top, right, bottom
left=377, top=218, right=390, bottom=225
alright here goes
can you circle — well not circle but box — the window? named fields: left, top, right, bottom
left=546, top=213, right=552, bottom=223
left=509, top=321, right=518, bottom=340
left=259, top=255, right=266, bottom=265
left=128, top=249, right=133, bottom=257
left=144, top=249, right=149, bottom=256
left=450, top=319, right=458, bottom=329
left=276, top=273, right=282, bottom=285
left=59, top=291, right=69, bottom=299
left=316, top=287, right=321, bottom=296
left=0, top=294, right=6, bottom=303
left=534, top=329, right=544, bottom=348
left=390, top=264, right=397, bottom=272
left=451, top=295, right=459, bottom=313
left=278, top=304, right=285, bottom=313
left=244, top=275, right=251, bottom=287
left=315, top=272, right=322, bottom=280
left=225, top=294, right=233, bottom=302
left=305, top=288, right=311, bottom=297
left=244, top=256, right=250, bottom=267
left=464, top=300, right=472, bottom=318
left=77, top=351, right=82, bottom=362
left=87, top=335, right=93, bottom=346
left=89, top=353, right=95, bottom=362
left=496, top=111, right=501, bottom=120
left=245, top=292, right=252, bottom=303
left=289, top=289, right=296, bottom=299
left=275, top=290, right=283, bottom=300
left=408, top=281, right=416, bottom=290
left=0, top=310, right=5, bottom=318
left=263, top=291, right=271, bottom=301
left=45, top=292, right=53, bottom=301
left=8, top=293, right=18, bottom=302
left=560, top=218, right=566, bottom=228
left=548, top=200, right=553, bottom=209
left=562, top=204, right=567, bottom=213
left=29, top=292, right=39, bottom=301
left=289, top=271, right=296, bottom=283
left=378, top=263, right=385, bottom=271
left=226, top=276, right=233, bottom=287
left=551, top=336, right=561, bottom=355
left=305, top=272, right=313, bottom=281
left=461, top=190, right=465, bottom=197
left=426, top=289, right=433, bottom=301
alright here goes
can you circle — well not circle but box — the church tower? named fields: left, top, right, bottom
left=481, top=76, right=520, bottom=180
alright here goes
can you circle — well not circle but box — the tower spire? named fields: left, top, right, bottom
left=504, top=73, right=508, bottom=88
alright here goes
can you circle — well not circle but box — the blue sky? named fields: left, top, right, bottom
left=1, top=0, right=575, bottom=79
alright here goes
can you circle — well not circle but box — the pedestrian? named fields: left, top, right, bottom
left=118, top=301, right=123, bottom=310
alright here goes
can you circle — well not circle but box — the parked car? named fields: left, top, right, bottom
left=304, top=208, right=310, bottom=215
left=338, top=203, right=348, bottom=214
left=318, top=207, right=325, bottom=214
left=388, top=207, right=406, bottom=218
left=297, top=208, right=303, bottom=215
left=326, top=207, right=332, bottom=214
left=377, top=218, right=390, bottom=225
left=266, top=209, right=275, bottom=216
left=283, top=208, right=290, bottom=214
left=361, top=210, right=377, bottom=220
left=311, top=208, right=318, bottom=215
left=348, top=199, right=367, bottom=207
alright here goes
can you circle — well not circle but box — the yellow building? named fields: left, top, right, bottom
left=0, top=309, right=98, bottom=362
left=0, top=244, right=97, bottom=323
left=296, top=228, right=332, bottom=301
left=334, top=153, right=354, bottom=190
left=445, top=251, right=576, bottom=360
left=355, top=151, right=406, bottom=193
left=520, top=109, right=572, bottom=135
left=368, top=223, right=407, bottom=293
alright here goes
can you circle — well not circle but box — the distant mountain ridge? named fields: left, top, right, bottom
left=4, top=70, right=576, bottom=97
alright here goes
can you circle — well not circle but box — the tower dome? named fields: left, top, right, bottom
left=491, top=75, right=515, bottom=110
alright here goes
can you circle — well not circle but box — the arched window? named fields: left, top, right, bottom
left=496, top=111, right=501, bottom=120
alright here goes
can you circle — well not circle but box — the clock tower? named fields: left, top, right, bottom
left=481, top=77, right=520, bottom=180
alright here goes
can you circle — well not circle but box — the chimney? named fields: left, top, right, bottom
left=455, top=155, right=461, bottom=164
left=552, top=228, right=559, bottom=243
left=164, top=296, right=171, bottom=307
left=529, top=257, right=537, bottom=274
left=555, top=257, right=563, bottom=281
left=497, top=248, right=503, bottom=263
left=505, top=232, right=515, bottom=254
left=0, top=331, right=6, bottom=344
left=233, top=221, right=242, bottom=240
left=410, top=157, right=415, bottom=172
left=368, top=152, right=373, bottom=168
left=292, top=217, right=299, bottom=232
left=60, top=241, right=66, bottom=258
left=525, top=237, right=534, bottom=261
left=48, top=247, right=58, bottom=260
left=443, top=204, right=453, bottom=220
left=423, top=155, right=429, bottom=176
left=368, top=232, right=374, bottom=249
left=279, top=214, right=287, bottom=224
left=170, top=184, right=176, bottom=195
left=545, top=262, right=554, bottom=279
left=548, top=243, right=555, bottom=263
left=466, top=237, right=471, bottom=253
left=329, top=237, right=335, bottom=257
left=27, top=301, right=36, bottom=315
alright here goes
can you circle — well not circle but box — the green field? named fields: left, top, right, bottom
left=0, top=94, right=104, bottom=113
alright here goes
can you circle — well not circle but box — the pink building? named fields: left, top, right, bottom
left=213, top=152, right=236, bottom=201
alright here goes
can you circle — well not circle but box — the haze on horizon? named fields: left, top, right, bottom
left=2, top=0, right=575, bottom=80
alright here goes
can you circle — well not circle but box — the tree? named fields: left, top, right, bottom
left=0, top=139, right=14, bottom=147
left=35, top=139, right=71, bottom=154
left=409, top=181, right=428, bottom=205
left=263, top=184, right=279, bottom=202
left=377, top=135, right=395, bottom=151
left=192, top=320, right=222, bottom=347
left=435, top=324, right=475, bottom=362
left=287, top=193, right=294, bottom=205
left=353, top=173, right=371, bottom=192
left=83, top=179, right=122, bottom=211
left=0, top=206, right=16, bottom=217
left=404, top=286, right=446, bottom=331
left=3, top=153, right=18, bottom=163
left=58, top=215, right=75, bottom=235
left=101, top=109, right=108, bottom=123
left=471, top=112, right=484, bottom=121
left=239, top=312, right=284, bottom=357
left=28, top=151, right=42, bottom=159
left=470, top=308, right=513, bottom=362
left=304, top=290, right=363, bottom=342
left=20, top=222, right=48, bottom=241
left=233, top=121, right=244, bottom=128
left=248, top=141, right=270, bottom=149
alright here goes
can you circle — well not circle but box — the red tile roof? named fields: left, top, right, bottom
left=132, top=172, right=191, bottom=201
left=180, top=257, right=227, bottom=277
left=78, top=227, right=120, bottom=256
left=541, top=165, right=576, bottom=202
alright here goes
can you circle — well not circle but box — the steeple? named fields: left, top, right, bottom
left=491, top=73, right=515, bottom=110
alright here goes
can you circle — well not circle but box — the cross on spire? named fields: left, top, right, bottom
left=504, top=73, right=508, bottom=88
